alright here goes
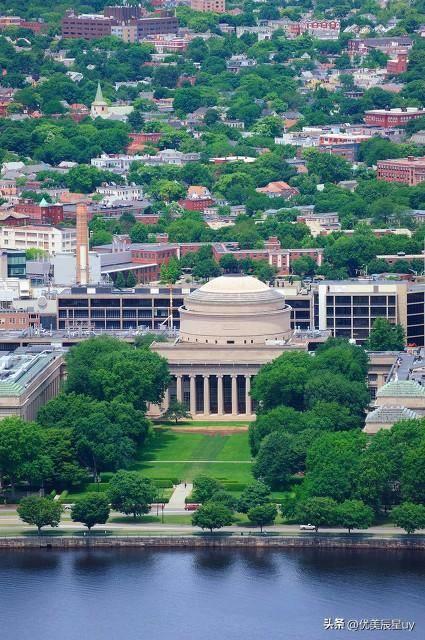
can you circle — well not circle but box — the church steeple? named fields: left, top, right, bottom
left=94, top=82, right=107, bottom=105
left=91, top=82, right=109, bottom=119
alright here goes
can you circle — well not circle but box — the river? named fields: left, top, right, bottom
left=0, top=548, right=424, bottom=639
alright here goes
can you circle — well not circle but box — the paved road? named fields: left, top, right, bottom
left=165, top=483, right=193, bottom=511
left=0, top=511, right=423, bottom=536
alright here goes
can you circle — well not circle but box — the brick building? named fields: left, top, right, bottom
left=377, top=156, right=425, bottom=186
left=14, top=199, right=64, bottom=225
left=387, top=52, right=408, bottom=75
left=190, top=0, right=226, bottom=12
left=0, top=309, right=40, bottom=331
left=61, top=12, right=116, bottom=39
left=364, top=107, right=425, bottom=127
left=178, top=186, right=215, bottom=211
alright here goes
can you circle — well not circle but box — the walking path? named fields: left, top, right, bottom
left=164, top=482, right=193, bottom=511
left=144, top=460, right=252, bottom=463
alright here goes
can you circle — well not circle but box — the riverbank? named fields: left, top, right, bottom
left=1, top=534, right=425, bottom=550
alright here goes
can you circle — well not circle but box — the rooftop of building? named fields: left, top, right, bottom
left=365, top=405, right=419, bottom=423
left=377, top=156, right=425, bottom=165
left=366, top=107, right=424, bottom=114
left=377, top=379, right=425, bottom=398
left=0, top=346, right=64, bottom=397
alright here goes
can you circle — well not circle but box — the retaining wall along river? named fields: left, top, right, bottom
left=1, top=535, right=425, bottom=550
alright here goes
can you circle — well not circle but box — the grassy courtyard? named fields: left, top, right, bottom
left=65, top=425, right=256, bottom=502
left=132, top=426, right=253, bottom=487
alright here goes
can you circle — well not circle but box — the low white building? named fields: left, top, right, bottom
left=96, top=185, right=144, bottom=202
left=0, top=226, right=76, bottom=255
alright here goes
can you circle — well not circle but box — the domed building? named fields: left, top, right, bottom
left=151, top=274, right=321, bottom=420
left=179, top=275, right=292, bottom=345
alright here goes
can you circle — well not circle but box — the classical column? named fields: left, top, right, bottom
left=176, top=375, right=182, bottom=403
left=163, top=387, right=170, bottom=412
left=245, top=375, right=251, bottom=415
left=231, top=375, right=238, bottom=416
left=217, top=375, right=224, bottom=415
left=190, top=375, right=196, bottom=415
left=203, top=375, right=210, bottom=416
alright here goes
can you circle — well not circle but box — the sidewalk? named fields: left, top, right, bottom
left=164, top=482, right=193, bottom=511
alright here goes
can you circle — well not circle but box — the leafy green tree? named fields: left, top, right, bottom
left=305, top=431, right=366, bottom=503
left=126, top=271, right=137, bottom=288
left=192, top=502, right=233, bottom=533
left=296, top=497, right=338, bottom=532
left=0, top=417, right=45, bottom=494
left=192, top=476, right=223, bottom=503
left=392, top=502, right=425, bottom=534
left=253, top=431, right=300, bottom=488
left=304, top=149, right=351, bottom=183
left=71, top=494, right=110, bottom=532
left=366, top=318, right=405, bottom=351
left=160, top=257, right=181, bottom=284
left=251, top=351, right=311, bottom=411
left=335, top=499, right=374, bottom=533
left=237, top=481, right=271, bottom=513
left=17, top=496, right=62, bottom=534
left=163, top=400, right=191, bottom=424
left=208, top=490, right=237, bottom=511
left=305, top=372, right=369, bottom=419
left=65, top=338, right=170, bottom=411
left=129, top=222, right=148, bottom=243
left=291, top=256, right=317, bottom=278
left=115, top=272, right=126, bottom=289
left=249, top=406, right=304, bottom=455
left=108, top=471, right=157, bottom=519
left=247, top=503, right=277, bottom=532
left=401, top=440, right=425, bottom=504
left=219, top=254, right=239, bottom=273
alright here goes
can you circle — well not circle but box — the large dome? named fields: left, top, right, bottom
left=179, top=274, right=292, bottom=345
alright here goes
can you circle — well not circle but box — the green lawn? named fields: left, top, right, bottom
left=132, top=427, right=254, bottom=485
left=153, top=420, right=251, bottom=428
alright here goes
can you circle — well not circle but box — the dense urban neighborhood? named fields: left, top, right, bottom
left=0, top=0, right=423, bottom=551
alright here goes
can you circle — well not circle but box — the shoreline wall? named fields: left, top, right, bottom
left=0, top=535, right=425, bottom=551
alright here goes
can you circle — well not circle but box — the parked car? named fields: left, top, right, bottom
left=184, top=503, right=200, bottom=511
left=299, top=524, right=315, bottom=531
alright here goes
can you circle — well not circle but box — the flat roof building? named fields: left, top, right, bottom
left=0, top=347, right=65, bottom=421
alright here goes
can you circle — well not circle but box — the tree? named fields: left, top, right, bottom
left=160, top=257, right=181, bottom=284
left=237, top=481, right=271, bottom=513
left=0, top=417, right=46, bottom=495
left=219, top=254, right=239, bottom=273
left=305, top=431, right=365, bottom=503
left=71, top=494, right=110, bottom=531
left=192, top=476, right=223, bottom=503
left=304, top=149, right=351, bottom=183
left=108, top=471, right=157, bottom=519
left=115, top=272, right=126, bottom=289
left=366, top=318, right=405, bottom=351
left=305, top=372, right=369, bottom=419
left=192, top=502, right=233, bottom=533
left=295, top=497, right=338, bottom=532
left=17, top=496, right=62, bottom=533
left=291, top=256, right=317, bottom=278
left=392, top=502, right=425, bottom=534
left=251, top=351, right=311, bottom=411
left=335, top=499, right=374, bottom=533
left=126, top=271, right=137, bottom=288
left=65, top=338, right=170, bottom=412
left=163, top=400, right=191, bottom=424
left=253, top=431, right=300, bottom=488
left=249, top=406, right=304, bottom=455
left=247, top=503, right=277, bottom=533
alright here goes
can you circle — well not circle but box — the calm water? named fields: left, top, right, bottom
left=0, top=548, right=424, bottom=640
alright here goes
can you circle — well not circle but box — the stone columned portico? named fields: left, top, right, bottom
left=151, top=274, right=302, bottom=420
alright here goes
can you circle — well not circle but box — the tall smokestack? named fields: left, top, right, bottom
left=76, top=203, right=89, bottom=285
